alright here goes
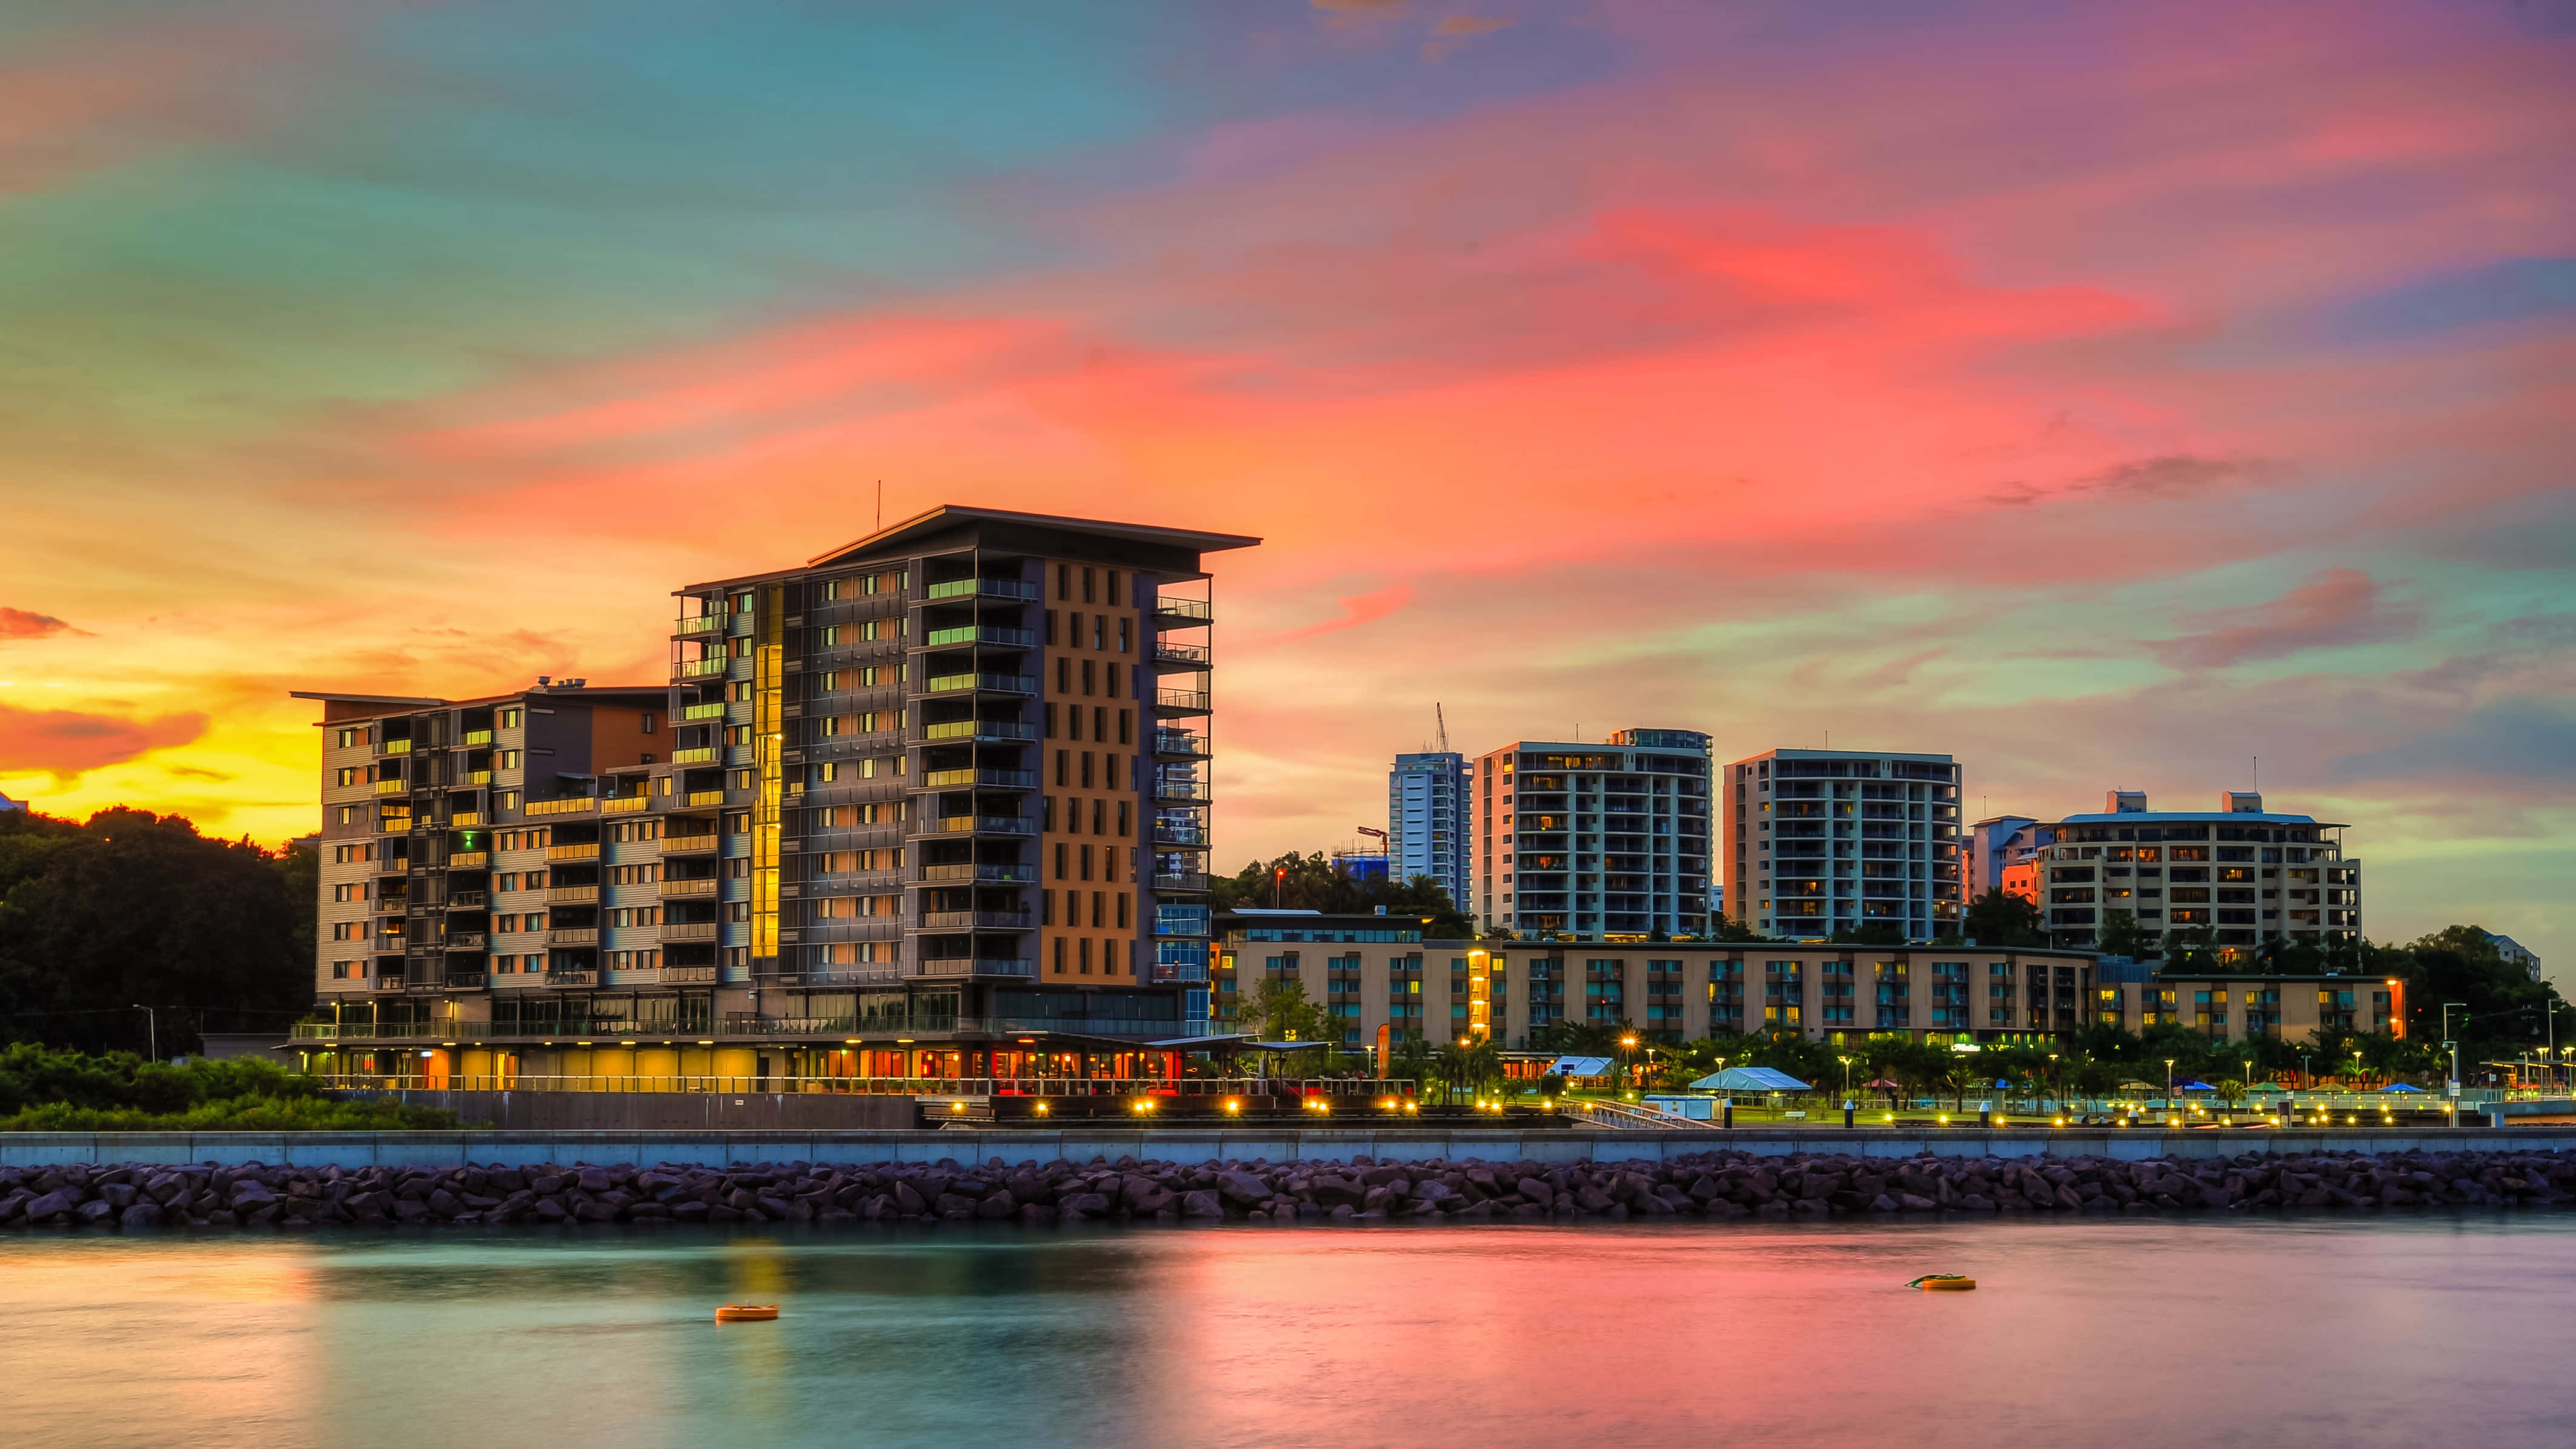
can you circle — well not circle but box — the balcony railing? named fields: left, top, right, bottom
left=460, top=729, right=493, bottom=746
left=376, top=738, right=414, bottom=756
left=675, top=613, right=728, bottom=635
left=443, top=932, right=489, bottom=951
left=450, top=811, right=485, bottom=828
left=923, top=910, right=1034, bottom=930
left=675, top=657, right=729, bottom=678
left=1152, top=781, right=1212, bottom=803
left=526, top=796, right=597, bottom=817
left=659, top=964, right=720, bottom=983
left=602, top=795, right=648, bottom=814
left=684, top=790, right=726, bottom=807
left=922, top=625, right=1038, bottom=649
left=682, top=701, right=728, bottom=721
left=1152, top=731, right=1211, bottom=758
left=1152, top=872, right=1209, bottom=894
left=1153, top=596, right=1213, bottom=625
left=926, top=577, right=1040, bottom=602
left=544, top=969, right=597, bottom=987
left=447, top=890, right=487, bottom=909
left=458, top=769, right=492, bottom=786
left=661, top=922, right=719, bottom=943
left=925, top=672, right=1037, bottom=696
left=373, top=779, right=407, bottom=795
left=1153, top=642, right=1210, bottom=668
left=547, top=842, right=601, bottom=861
left=448, top=850, right=488, bottom=869
left=922, top=719, right=1038, bottom=742
left=659, top=877, right=719, bottom=897
left=1152, top=826, right=1209, bottom=849
left=546, top=928, right=600, bottom=946
left=919, top=815, right=1034, bottom=835
left=922, top=768, right=1038, bottom=789
left=663, top=834, right=720, bottom=854
left=920, top=863, right=1035, bottom=883
left=671, top=746, right=719, bottom=764
left=917, top=957, right=1037, bottom=978
left=544, top=884, right=599, bottom=905
left=1155, top=690, right=1212, bottom=714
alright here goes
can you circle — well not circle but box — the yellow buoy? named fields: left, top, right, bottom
left=715, top=1304, right=780, bottom=1322
left=1909, top=1275, right=1977, bottom=1292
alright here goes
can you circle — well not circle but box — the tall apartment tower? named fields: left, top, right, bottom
left=1387, top=751, right=1471, bottom=907
left=1471, top=729, right=1711, bottom=940
left=1722, top=748, right=1964, bottom=942
left=296, top=506, right=1258, bottom=1083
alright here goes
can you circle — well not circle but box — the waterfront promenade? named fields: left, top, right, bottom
left=9, top=1124, right=2576, bottom=1170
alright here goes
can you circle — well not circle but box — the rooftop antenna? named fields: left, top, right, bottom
left=875, top=479, right=883, bottom=532
left=1435, top=703, right=1449, bottom=754
left=2254, top=755, right=2259, bottom=791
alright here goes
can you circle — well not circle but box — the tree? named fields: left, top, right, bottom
left=1708, top=914, right=1767, bottom=943
left=1233, top=978, right=1339, bottom=1075
left=2160, top=923, right=2221, bottom=972
left=1210, top=851, right=1474, bottom=937
left=1962, top=889, right=2045, bottom=947
left=2098, top=910, right=2151, bottom=960
left=1828, top=923, right=1906, bottom=947
left=0, top=807, right=308, bottom=1056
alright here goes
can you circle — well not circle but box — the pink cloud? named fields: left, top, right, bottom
left=0, top=705, right=207, bottom=780
left=2151, top=568, right=2420, bottom=669
left=0, top=607, right=82, bottom=642
left=1252, top=585, right=1417, bottom=649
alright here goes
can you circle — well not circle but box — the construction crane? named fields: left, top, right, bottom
left=1356, top=826, right=1388, bottom=845
left=1435, top=703, right=1449, bottom=754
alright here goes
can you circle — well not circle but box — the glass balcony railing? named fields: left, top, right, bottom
left=926, top=672, right=1036, bottom=695
left=676, top=658, right=729, bottom=677
left=926, top=577, right=1040, bottom=602
left=923, top=719, right=1037, bottom=741
left=460, top=729, right=493, bottom=746
left=676, top=614, right=728, bottom=635
left=923, top=625, right=1038, bottom=649
left=683, top=701, right=728, bottom=720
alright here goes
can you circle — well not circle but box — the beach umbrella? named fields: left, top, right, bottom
left=2181, top=1081, right=2219, bottom=1091
left=2383, top=1083, right=2426, bottom=1093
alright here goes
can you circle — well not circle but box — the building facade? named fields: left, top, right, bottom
left=294, top=506, right=1259, bottom=1089
left=1721, top=748, right=1965, bottom=942
left=1387, top=750, right=1471, bottom=907
left=1470, top=729, right=1712, bottom=940
left=1967, top=814, right=2047, bottom=898
left=1218, top=910, right=2096, bottom=1047
left=2030, top=791, right=2359, bottom=953
left=2094, top=972, right=2405, bottom=1044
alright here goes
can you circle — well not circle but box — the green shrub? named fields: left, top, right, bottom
left=0, top=1044, right=457, bottom=1130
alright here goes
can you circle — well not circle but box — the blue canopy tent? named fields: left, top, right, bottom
left=2383, top=1083, right=2428, bottom=1093
left=1687, top=1067, right=1812, bottom=1093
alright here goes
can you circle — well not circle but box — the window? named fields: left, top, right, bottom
left=640, top=714, right=656, bottom=734
left=1117, top=618, right=1130, bottom=652
left=331, top=921, right=365, bottom=941
left=334, top=766, right=361, bottom=787
left=498, top=708, right=523, bottom=730
left=1083, top=566, right=1097, bottom=603
left=334, top=727, right=367, bottom=749
left=1058, top=564, right=1072, bottom=600
left=1081, top=660, right=1096, bottom=697
left=331, top=883, right=365, bottom=903
left=1107, top=570, right=1123, bottom=606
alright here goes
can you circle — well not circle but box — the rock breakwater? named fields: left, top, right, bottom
left=5, top=1148, right=2572, bottom=1229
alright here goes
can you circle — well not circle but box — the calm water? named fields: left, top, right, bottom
left=5, top=1216, right=2573, bottom=1448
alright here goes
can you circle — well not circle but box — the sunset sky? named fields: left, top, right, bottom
left=2, top=1, right=2569, bottom=967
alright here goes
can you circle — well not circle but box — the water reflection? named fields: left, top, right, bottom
left=6, top=1218, right=2575, bottom=1448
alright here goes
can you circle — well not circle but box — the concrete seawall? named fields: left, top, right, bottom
left=8, top=1125, right=2576, bottom=1170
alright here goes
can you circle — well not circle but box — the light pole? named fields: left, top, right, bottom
left=131, top=1004, right=156, bottom=1062
left=2164, top=1057, right=2176, bottom=1109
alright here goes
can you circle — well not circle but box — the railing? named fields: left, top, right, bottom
left=376, top=738, right=414, bottom=755
left=1150, top=960, right=1209, bottom=984
left=1152, top=872, right=1208, bottom=894
left=458, top=770, right=492, bottom=786
left=527, top=796, right=597, bottom=817
left=926, top=577, right=1040, bottom=602
left=444, top=970, right=490, bottom=989
left=925, top=672, right=1037, bottom=695
left=1156, top=691, right=1212, bottom=712
left=923, top=625, right=1038, bottom=649
left=602, top=796, right=648, bottom=814
left=923, top=768, right=1038, bottom=789
left=675, top=613, right=728, bottom=635
left=918, top=957, right=1037, bottom=978
left=1153, top=827, right=1209, bottom=848
left=661, top=922, right=719, bottom=943
left=460, top=729, right=494, bottom=746
left=923, top=719, right=1038, bottom=742
left=546, top=929, right=600, bottom=946
left=683, top=701, right=728, bottom=720
left=683, top=791, right=726, bottom=807
left=660, top=877, right=719, bottom=897
left=676, top=658, right=729, bottom=677
left=921, top=863, right=1035, bottom=883
left=373, top=976, right=407, bottom=990
left=1152, top=782, right=1212, bottom=803
left=663, top=834, right=720, bottom=854
left=1572, top=1099, right=1693, bottom=1130
left=320, top=1073, right=1417, bottom=1099
left=1154, top=642, right=1210, bottom=667
left=1153, top=596, right=1213, bottom=625
left=448, top=850, right=488, bottom=869
left=443, top=933, right=489, bottom=950
left=671, top=746, right=719, bottom=763
left=544, top=884, right=600, bottom=904
left=544, top=969, right=598, bottom=987
left=920, top=815, right=1034, bottom=835
left=547, top=842, right=602, bottom=861
left=923, top=910, right=1034, bottom=930
left=448, top=890, right=486, bottom=909
left=374, top=779, right=407, bottom=795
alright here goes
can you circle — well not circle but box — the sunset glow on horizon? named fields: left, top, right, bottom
left=2, top=1, right=2569, bottom=963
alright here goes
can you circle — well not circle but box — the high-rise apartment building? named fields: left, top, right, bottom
left=1721, top=748, right=1964, bottom=942
left=1471, top=729, right=1711, bottom=940
left=294, top=506, right=1258, bottom=1087
left=2029, top=791, right=2358, bottom=953
left=1387, top=751, right=1470, bottom=906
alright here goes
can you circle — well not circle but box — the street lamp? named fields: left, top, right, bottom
left=2165, top=1057, right=2176, bottom=1108
left=131, top=1004, right=156, bottom=1062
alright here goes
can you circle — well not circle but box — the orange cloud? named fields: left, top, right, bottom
left=0, top=608, right=82, bottom=641
left=0, top=704, right=208, bottom=781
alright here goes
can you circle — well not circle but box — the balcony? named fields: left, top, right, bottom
left=1151, top=960, right=1210, bottom=985
left=921, top=719, right=1038, bottom=743
left=1152, top=596, right=1213, bottom=628
left=675, top=657, right=729, bottom=678
left=682, top=701, right=728, bottom=721
left=920, top=862, right=1035, bottom=884
left=543, top=969, right=598, bottom=987
left=921, top=625, right=1038, bottom=649
left=660, top=964, right=720, bottom=984
left=544, top=884, right=600, bottom=905
left=659, top=877, right=719, bottom=898
left=662, top=834, right=720, bottom=856
left=926, top=577, right=1040, bottom=602
left=674, top=613, right=728, bottom=636
left=925, top=672, right=1037, bottom=697
left=1152, top=642, right=1210, bottom=668
left=672, top=746, right=719, bottom=764
left=917, top=957, right=1037, bottom=979
left=602, top=796, right=647, bottom=815
left=526, top=796, right=597, bottom=817
left=443, top=970, right=490, bottom=989
left=546, top=842, right=602, bottom=861
left=1152, top=731, right=1211, bottom=760
left=1154, top=689, right=1212, bottom=716
left=684, top=790, right=726, bottom=807
left=458, top=770, right=492, bottom=786
left=373, top=975, right=406, bottom=991
left=923, top=768, right=1038, bottom=790
left=660, top=922, right=720, bottom=943
left=447, top=890, right=487, bottom=909
left=460, top=729, right=493, bottom=747
left=1152, top=826, right=1210, bottom=849
left=448, top=850, right=488, bottom=869
left=1152, top=871, right=1209, bottom=894
left=546, top=928, right=600, bottom=947
left=1152, top=780, right=1212, bottom=804
left=373, top=779, right=407, bottom=795
left=450, top=811, right=485, bottom=828
left=443, top=932, right=489, bottom=951
left=923, top=910, right=1034, bottom=930
left=917, top=815, right=1034, bottom=837
left=376, top=738, right=413, bottom=756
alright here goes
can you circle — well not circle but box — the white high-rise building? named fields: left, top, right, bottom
left=1388, top=752, right=1470, bottom=907
left=1722, top=747, right=1965, bottom=942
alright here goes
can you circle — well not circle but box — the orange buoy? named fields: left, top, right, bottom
left=715, top=1304, right=780, bottom=1322
left=1909, top=1275, right=1976, bottom=1292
